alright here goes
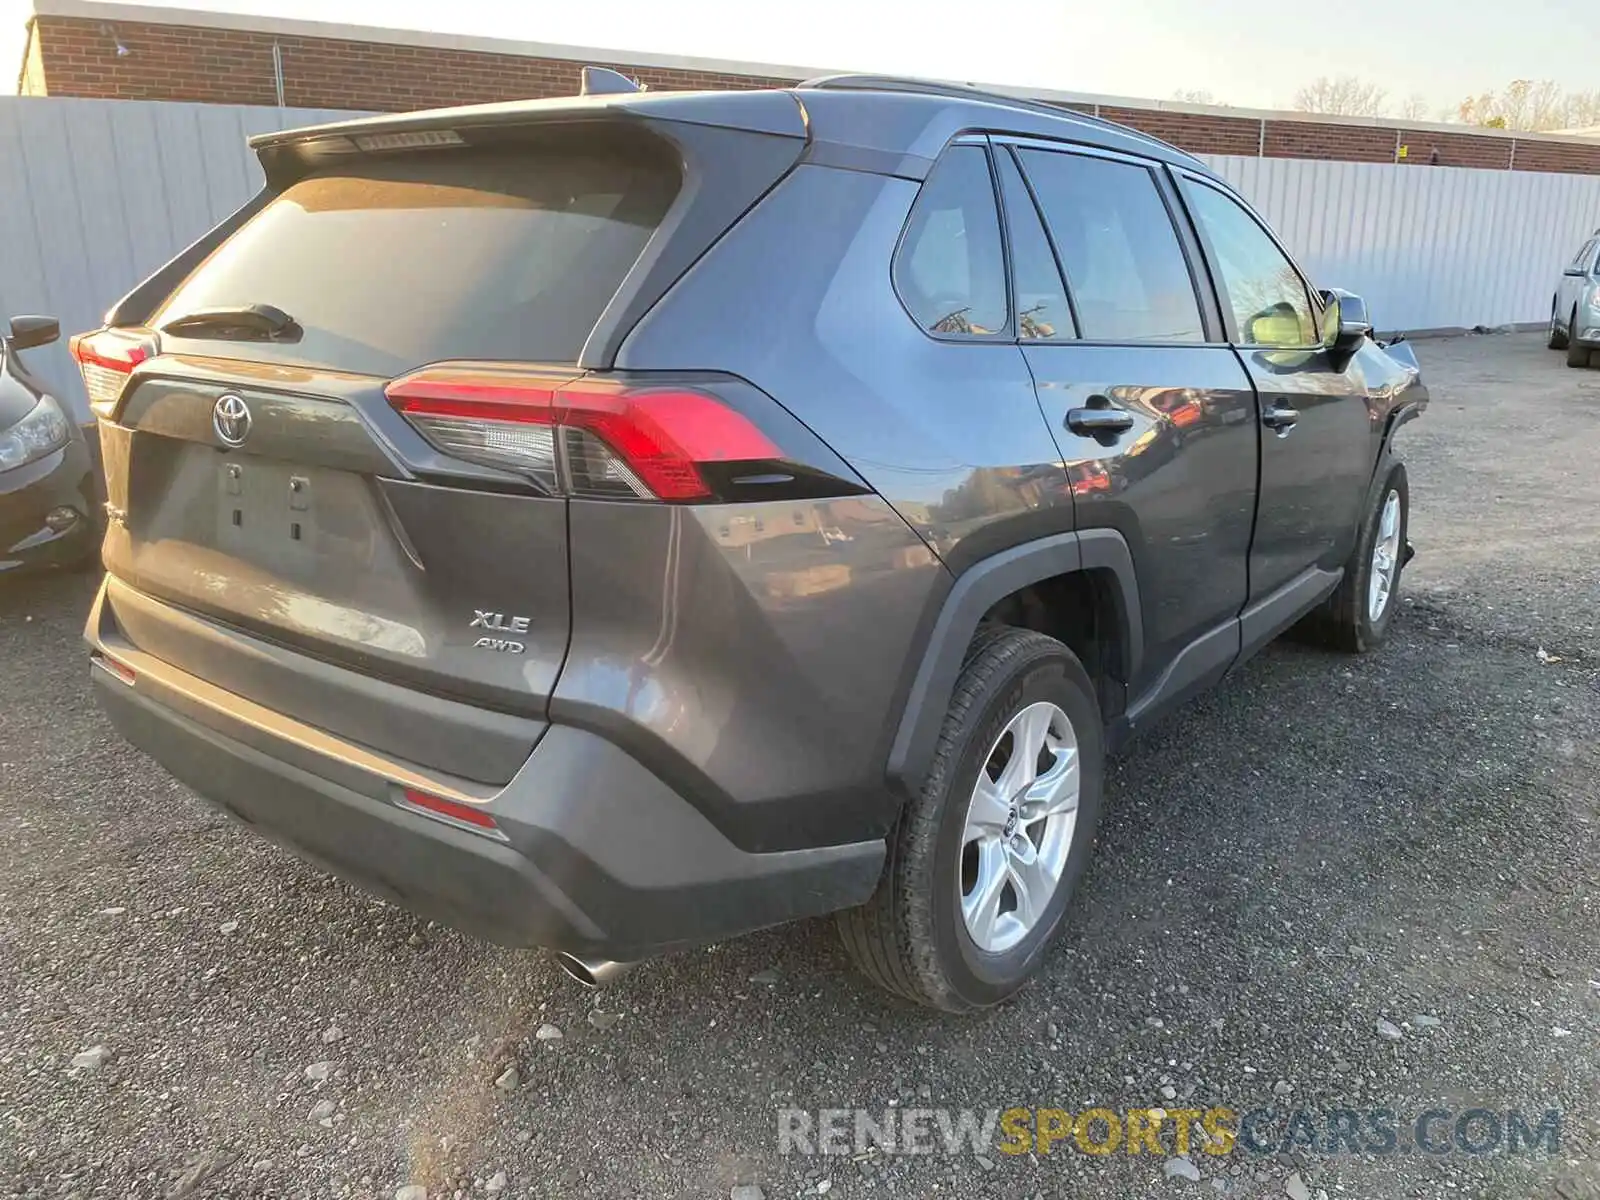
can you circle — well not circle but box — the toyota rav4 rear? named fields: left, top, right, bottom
left=83, top=79, right=1425, bottom=1011
left=80, top=91, right=941, bottom=974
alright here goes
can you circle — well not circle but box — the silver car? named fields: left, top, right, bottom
left=1551, top=228, right=1600, bottom=368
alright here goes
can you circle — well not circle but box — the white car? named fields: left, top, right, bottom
left=1550, top=228, right=1600, bottom=368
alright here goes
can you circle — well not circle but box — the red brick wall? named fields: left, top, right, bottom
left=1264, top=120, right=1394, bottom=163
left=1514, top=138, right=1600, bottom=173
left=1397, top=129, right=1513, bottom=169
left=1101, top=107, right=1262, bottom=157
left=27, top=15, right=1600, bottom=175
left=29, top=16, right=797, bottom=110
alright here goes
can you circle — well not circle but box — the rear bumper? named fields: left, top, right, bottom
left=85, top=582, right=882, bottom=960
left=0, top=439, right=97, bottom=574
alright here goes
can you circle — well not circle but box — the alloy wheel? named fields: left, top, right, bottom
left=1368, top=489, right=1402, bottom=622
left=958, top=700, right=1080, bottom=954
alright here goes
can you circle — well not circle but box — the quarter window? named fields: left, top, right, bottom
left=1018, top=149, right=1204, bottom=343
left=1183, top=182, right=1318, bottom=348
left=894, top=145, right=1008, bottom=338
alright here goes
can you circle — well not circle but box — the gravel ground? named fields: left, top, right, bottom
left=2, top=333, right=1597, bottom=1200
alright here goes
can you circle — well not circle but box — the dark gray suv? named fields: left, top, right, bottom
left=77, top=76, right=1426, bottom=1011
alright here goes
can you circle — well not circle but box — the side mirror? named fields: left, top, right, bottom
left=6, top=315, right=60, bottom=350
left=1247, top=302, right=1308, bottom=348
left=1564, top=266, right=1588, bottom=278
left=1320, top=290, right=1371, bottom=353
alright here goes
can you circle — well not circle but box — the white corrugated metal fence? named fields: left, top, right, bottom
left=3, top=97, right=1599, bottom=423
left=0, top=97, right=361, bottom=421
left=1204, top=154, right=1600, bottom=336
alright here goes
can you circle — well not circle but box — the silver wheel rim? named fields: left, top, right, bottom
left=1368, top=489, right=1402, bottom=623
left=959, top=700, right=1080, bottom=954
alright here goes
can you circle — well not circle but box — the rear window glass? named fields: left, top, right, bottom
left=154, top=145, right=679, bottom=376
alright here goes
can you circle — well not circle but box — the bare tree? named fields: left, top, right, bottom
left=1457, top=79, right=1580, bottom=131
left=1292, top=76, right=1389, bottom=117
left=1396, top=94, right=1432, bottom=122
left=1564, top=91, right=1600, bottom=129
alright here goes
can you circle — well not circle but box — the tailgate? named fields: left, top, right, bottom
left=97, top=362, right=569, bottom=783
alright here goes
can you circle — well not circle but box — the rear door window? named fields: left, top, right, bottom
left=1017, top=149, right=1205, bottom=343
left=893, top=145, right=1009, bottom=338
left=154, top=144, right=679, bottom=377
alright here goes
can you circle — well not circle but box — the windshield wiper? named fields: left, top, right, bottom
left=160, top=303, right=299, bottom=341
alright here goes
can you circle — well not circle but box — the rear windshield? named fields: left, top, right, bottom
left=154, top=143, right=679, bottom=376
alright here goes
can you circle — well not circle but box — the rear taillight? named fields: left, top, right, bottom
left=69, top=328, right=158, bottom=413
left=386, top=366, right=782, bottom=502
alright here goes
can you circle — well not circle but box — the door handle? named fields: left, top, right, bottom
left=1066, top=406, right=1135, bottom=436
left=1262, top=404, right=1299, bottom=434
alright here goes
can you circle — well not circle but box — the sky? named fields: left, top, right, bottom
left=1, top=0, right=1595, bottom=111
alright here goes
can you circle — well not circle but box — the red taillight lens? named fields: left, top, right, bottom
left=69, top=328, right=157, bottom=412
left=401, top=788, right=500, bottom=833
left=556, top=384, right=780, bottom=501
left=386, top=366, right=781, bottom=502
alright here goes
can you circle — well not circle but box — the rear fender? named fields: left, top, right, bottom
left=886, top=529, right=1141, bottom=797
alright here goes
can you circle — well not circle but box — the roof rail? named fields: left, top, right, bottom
left=797, top=73, right=1177, bottom=155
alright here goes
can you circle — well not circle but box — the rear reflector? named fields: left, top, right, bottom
left=386, top=366, right=780, bottom=501
left=96, top=654, right=137, bottom=686
left=401, top=787, right=500, bottom=832
left=69, top=328, right=158, bottom=412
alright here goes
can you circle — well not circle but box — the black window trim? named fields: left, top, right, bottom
left=990, top=140, right=1083, bottom=343
left=996, top=134, right=1228, bottom=349
left=889, top=135, right=1015, bottom=345
left=1172, top=169, right=1328, bottom=351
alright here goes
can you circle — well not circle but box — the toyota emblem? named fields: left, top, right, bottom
left=212, top=393, right=252, bottom=447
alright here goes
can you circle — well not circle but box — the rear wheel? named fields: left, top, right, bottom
left=1299, top=463, right=1408, bottom=653
left=1549, top=301, right=1569, bottom=350
left=837, top=627, right=1103, bottom=1011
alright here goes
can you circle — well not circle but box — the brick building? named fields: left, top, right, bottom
left=16, top=0, right=1600, bottom=174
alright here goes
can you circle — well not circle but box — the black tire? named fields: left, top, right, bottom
left=67, top=539, right=103, bottom=574
left=837, top=626, right=1104, bottom=1012
left=1300, top=463, right=1409, bottom=653
left=1567, top=314, right=1591, bottom=368
left=1548, top=301, right=1569, bottom=350
left=67, top=511, right=105, bottom=573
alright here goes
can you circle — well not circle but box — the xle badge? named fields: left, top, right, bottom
left=470, top=610, right=530, bottom=655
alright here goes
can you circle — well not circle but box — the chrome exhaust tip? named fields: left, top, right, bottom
left=553, top=951, right=636, bottom=987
